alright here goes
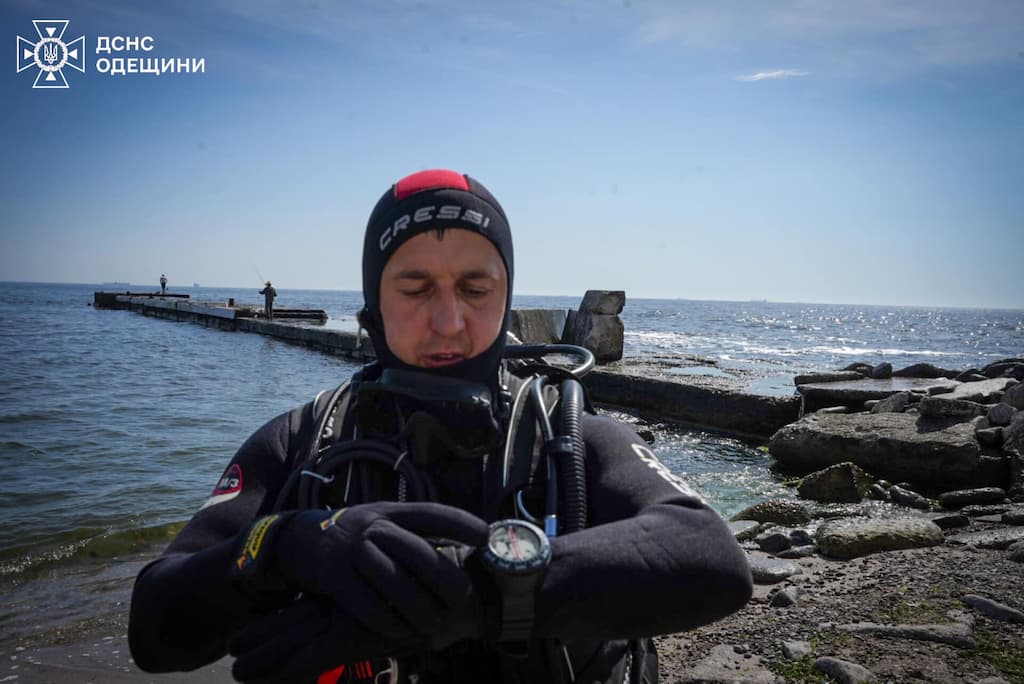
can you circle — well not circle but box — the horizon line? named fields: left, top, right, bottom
left=2, top=279, right=1021, bottom=312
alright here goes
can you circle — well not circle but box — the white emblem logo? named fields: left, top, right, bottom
left=16, top=20, right=86, bottom=89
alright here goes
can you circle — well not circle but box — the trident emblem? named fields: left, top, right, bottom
left=16, top=20, right=86, bottom=89
left=43, top=42, right=60, bottom=65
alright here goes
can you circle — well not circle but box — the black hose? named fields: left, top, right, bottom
left=288, top=439, right=435, bottom=510
left=557, top=378, right=587, bottom=533
left=504, top=344, right=596, bottom=378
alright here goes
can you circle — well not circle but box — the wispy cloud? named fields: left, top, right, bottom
left=736, top=69, right=809, bottom=82
left=627, top=0, right=1024, bottom=77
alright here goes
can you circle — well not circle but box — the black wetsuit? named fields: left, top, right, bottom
left=129, top=391, right=752, bottom=682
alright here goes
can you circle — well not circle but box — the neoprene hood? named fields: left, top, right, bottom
left=359, top=169, right=514, bottom=391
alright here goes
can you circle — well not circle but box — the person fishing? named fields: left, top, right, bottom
left=128, top=169, right=752, bottom=683
left=260, top=280, right=277, bottom=320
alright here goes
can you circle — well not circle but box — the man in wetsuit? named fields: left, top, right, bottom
left=260, top=281, right=277, bottom=320
left=128, top=169, right=752, bottom=683
left=160, top=274, right=167, bottom=295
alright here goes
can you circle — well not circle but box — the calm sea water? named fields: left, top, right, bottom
left=1, top=281, right=1021, bottom=647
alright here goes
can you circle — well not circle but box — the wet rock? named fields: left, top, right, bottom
left=1007, top=540, right=1024, bottom=562
left=813, top=655, right=876, bottom=683
left=731, top=500, right=812, bottom=526
left=794, top=370, right=864, bottom=384
left=918, top=396, right=988, bottom=420
left=987, top=402, right=1017, bottom=427
left=975, top=427, right=1004, bottom=446
left=637, top=428, right=655, bottom=444
left=746, top=553, right=803, bottom=584
left=755, top=529, right=793, bottom=554
left=770, top=586, right=802, bottom=608
left=946, top=527, right=1024, bottom=550
left=961, top=504, right=1011, bottom=517
left=729, top=520, right=760, bottom=541
left=769, top=412, right=1007, bottom=491
left=1004, top=510, right=1024, bottom=525
left=1003, top=383, right=1024, bottom=410
left=926, top=512, right=970, bottom=529
left=797, top=462, right=875, bottom=503
left=962, top=594, right=1024, bottom=623
left=889, top=485, right=931, bottom=510
left=893, top=363, right=957, bottom=379
left=870, top=391, right=910, bottom=414
left=981, top=358, right=1024, bottom=380
left=870, top=362, right=892, bottom=379
left=868, top=483, right=890, bottom=501
left=776, top=544, right=816, bottom=559
left=938, top=487, right=1007, bottom=508
left=797, top=377, right=958, bottom=413
left=789, top=529, right=814, bottom=546
left=816, top=517, right=944, bottom=559
left=939, top=377, right=1017, bottom=403
left=955, top=368, right=984, bottom=381
left=816, top=406, right=849, bottom=414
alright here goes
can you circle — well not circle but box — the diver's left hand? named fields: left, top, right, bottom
left=228, top=598, right=422, bottom=683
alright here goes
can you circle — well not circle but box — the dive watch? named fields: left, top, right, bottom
left=480, top=518, right=552, bottom=642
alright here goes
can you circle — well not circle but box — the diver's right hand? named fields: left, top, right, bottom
left=231, top=502, right=489, bottom=639
left=228, top=597, right=420, bottom=683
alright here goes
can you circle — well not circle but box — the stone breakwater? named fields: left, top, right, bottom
left=771, top=358, right=1024, bottom=498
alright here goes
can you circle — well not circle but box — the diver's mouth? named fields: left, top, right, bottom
left=421, top=352, right=466, bottom=368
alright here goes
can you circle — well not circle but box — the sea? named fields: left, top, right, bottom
left=1, top=281, right=1021, bottom=649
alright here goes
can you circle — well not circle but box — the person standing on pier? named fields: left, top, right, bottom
left=259, top=281, right=277, bottom=320
left=129, top=169, right=752, bottom=683
left=159, top=274, right=167, bottom=295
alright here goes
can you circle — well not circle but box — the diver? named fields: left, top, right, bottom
left=128, top=169, right=752, bottom=683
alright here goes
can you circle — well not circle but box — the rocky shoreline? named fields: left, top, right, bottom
left=648, top=356, right=1024, bottom=683
left=656, top=499, right=1024, bottom=683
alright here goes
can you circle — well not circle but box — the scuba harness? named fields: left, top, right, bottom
left=272, top=343, right=595, bottom=536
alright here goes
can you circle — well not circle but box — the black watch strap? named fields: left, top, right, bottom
left=498, top=586, right=537, bottom=642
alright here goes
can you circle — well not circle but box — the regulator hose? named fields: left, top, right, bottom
left=557, top=378, right=587, bottom=533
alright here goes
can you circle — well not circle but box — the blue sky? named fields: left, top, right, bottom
left=2, top=0, right=1022, bottom=308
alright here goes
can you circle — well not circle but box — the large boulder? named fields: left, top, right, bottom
left=769, top=411, right=1008, bottom=491
left=579, top=289, right=625, bottom=315
left=917, top=396, right=988, bottom=421
left=938, top=377, right=1017, bottom=403
left=815, top=516, right=944, bottom=559
left=508, top=308, right=568, bottom=344
left=796, top=377, right=958, bottom=413
left=981, top=358, right=1024, bottom=379
left=730, top=500, right=812, bottom=526
left=797, top=462, right=875, bottom=503
left=564, top=290, right=625, bottom=363
left=893, top=363, right=959, bottom=379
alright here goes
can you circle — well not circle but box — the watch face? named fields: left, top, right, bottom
left=484, top=519, right=551, bottom=574
left=488, top=521, right=542, bottom=563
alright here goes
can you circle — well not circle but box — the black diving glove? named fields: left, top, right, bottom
left=231, top=501, right=488, bottom=640
left=228, top=597, right=421, bottom=683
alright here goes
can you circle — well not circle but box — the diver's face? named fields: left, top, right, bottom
left=379, top=229, right=508, bottom=368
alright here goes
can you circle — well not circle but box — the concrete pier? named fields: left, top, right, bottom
left=93, top=291, right=796, bottom=438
